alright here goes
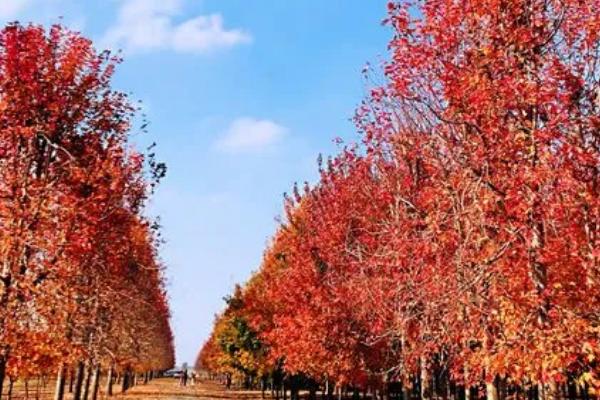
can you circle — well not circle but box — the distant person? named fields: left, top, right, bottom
left=226, top=374, right=232, bottom=390
left=180, top=370, right=188, bottom=387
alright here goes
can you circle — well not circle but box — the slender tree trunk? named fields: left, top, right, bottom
left=382, top=374, right=390, bottom=400
left=6, top=378, right=12, bottom=400
left=546, top=381, right=559, bottom=400
left=69, top=369, right=74, bottom=393
left=487, top=379, right=499, bottom=400
left=82, top=364, right=92, bottom=400
left=326, top=379, right=334, bottom=400
left=121, top=371, right=127, bottom=393
left=0, top=356, right=5, bottom=400
left=73, top=361, right=85, bottom=400
left=420, top=361, right=430, bottom=400
left=567, top=380, right=577, bottom=400
left=53, top=364, right=66, bottom=400
left=403, top=385, right=410, bottom=400
left=35, top=375, right=41, bottom=399
left=121, top=370, right=130, bottom=393
left=105, top=365, right=114, bottom=397
left=90, top=365, right=100, bottom=400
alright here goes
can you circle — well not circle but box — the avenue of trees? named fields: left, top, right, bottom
left=197, top=1, right=600, bottom=400
left=0, top=23, right=174, bottom=399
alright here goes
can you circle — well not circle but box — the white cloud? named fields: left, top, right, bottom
left=215, top=118, right=288, bottom=153
left=101, top=0, right=251, bottom=54
left=0, top=0, right=31, bottom=19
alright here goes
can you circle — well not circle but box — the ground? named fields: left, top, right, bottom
left=116, top=378, right=268, bottom=400
left=3, top=378, right=266, bottom=400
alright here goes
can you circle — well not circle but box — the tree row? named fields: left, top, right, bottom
left=198, top=1, right=600, bottom=400
left=0, top=23, right=174, bottom=400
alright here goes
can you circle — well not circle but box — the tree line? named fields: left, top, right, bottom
left=0, top=23, right=174, bottom=400
left=197, top=1, right=600, bottom=400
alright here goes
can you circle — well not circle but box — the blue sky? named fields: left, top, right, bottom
left=2, top=0, right=390, bottom=364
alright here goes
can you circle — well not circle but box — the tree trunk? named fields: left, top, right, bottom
left=35, top=375, right=41, bottom=399
left=403, top=386, right=410, bottom=400
left=420, top=361, right=430, bottom=400
left=6, top=378, right=12, bottom=400
left=547, top=381, right=559, bottom=400
left=122, top=370, right=130, bottom=393
left=487, top=380, right=499, bottom=400
left=82, top=364, right=92, bottom=400
left=382, top=374, right=390, bottom=400
left=53, top=364, right=66, bottom=400
left=69, top=369, right=74, bottom=393
left=326, top=379, right=334, bottom=400
left=73, top=361, right=85, bottom=400
left=106, top=365, right=114, bottom=397
left=0, top=356, right=5, bottom=400
left=567, top=380, right=577, bottom=400
left=89, top=365, right=100, bottom=400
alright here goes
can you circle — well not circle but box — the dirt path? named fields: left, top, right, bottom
left=116, top=378, right=268, bottom=400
